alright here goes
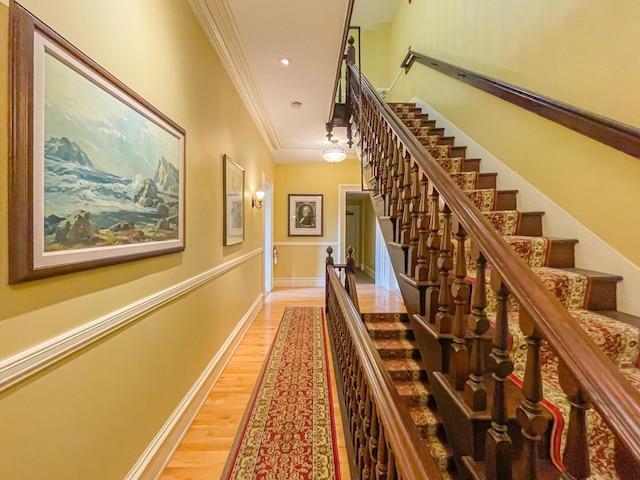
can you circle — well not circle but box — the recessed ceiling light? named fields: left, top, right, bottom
left=279, top=57, right=291, bottom=66
left=290, top=101, right=302, bottom=109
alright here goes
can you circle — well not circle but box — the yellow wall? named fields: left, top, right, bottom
left=360, top=24, right=391, bottom=90
left=378, top=0, right=640, bottom=265
left=0, top=1, right=273, bottom=478
left=274, top=160, right=361, bottom=281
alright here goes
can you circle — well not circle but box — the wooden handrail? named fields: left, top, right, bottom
left=400, top=50, right=640, bottom=158
left=326, top=266, right=444, bottom=479
left=326, top=0, right=355, bottom=125
left=347, top=62, right=640, bottom=463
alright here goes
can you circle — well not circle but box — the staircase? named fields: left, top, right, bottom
left=328, top=76, right=640, bottom=480
left=363, top=312, right=454, bottom=477
left=345, top=93, right=640, bottom=480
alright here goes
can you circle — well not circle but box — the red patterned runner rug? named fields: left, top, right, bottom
left=222, top=306, right=341, bottom=479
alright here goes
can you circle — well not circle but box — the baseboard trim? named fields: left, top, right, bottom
left=124, top=293, right=264, bottom=480
left=364, top=265, right=375, bottom=279
left=0, top=248, right=263, bottom=393
left=273, top=277, right=325, bottom=287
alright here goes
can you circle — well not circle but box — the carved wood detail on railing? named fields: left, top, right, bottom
left=325, top=262, right=444, bottom=479
left=345, top=59, right=640, bottom=477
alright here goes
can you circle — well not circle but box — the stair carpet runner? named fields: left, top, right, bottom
left=366, top=102, right=640, bottom=479
left=362, top=312, right=455, bottom=479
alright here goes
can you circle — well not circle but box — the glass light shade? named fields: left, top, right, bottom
left=255, top=190, right=265, bottom=202
left=322, top=139, right=346, bottom=163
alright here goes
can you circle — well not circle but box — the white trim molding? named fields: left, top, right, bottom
left=273, top=241, right=337, bottom=247
left=0, top=0, right=9, bottom=7
left=338, top=184, right=362, bottom=263
left=274, top=277, right=325, bottom=287
left=124, top=293, right=264, bottom=480
left=187, top=0, right=281, bottom=150
left=0, top=248, right=263, bottom=393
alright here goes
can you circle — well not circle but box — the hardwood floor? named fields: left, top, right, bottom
left=159, top=285, right=405, bottom=479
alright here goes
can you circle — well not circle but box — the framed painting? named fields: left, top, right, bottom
left=9, top=3, right=186, bottom=283
left=223, top=155, right=244, bottom=246
left=288, top=194, right=323, bottom=237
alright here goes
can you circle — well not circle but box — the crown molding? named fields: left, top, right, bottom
left=188, top=0, right=281, bottom=150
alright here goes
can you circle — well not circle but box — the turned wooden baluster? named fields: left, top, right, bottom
left=435, top=204, right=453, bottom=335
left=376, top=422, right=389, bottom=480
left=399, top=152, right=412, bottom=247
left=517, top=307, right=549, bottom=480
left=369, top=117, right=379, bottom=187
left=485, top=271, right=514, bottom=480
left=326, top=246, right=334, bottom=312
left=384, top=136, right=396, bottom=216
left=389, top=145, right=400, bottom=222
left=424, top=187, right=441, bottom=323
left=414, top=173, right=430, bottom=282
left=353, top=364, right=364, bottom=458
left=375, top=119, right=384, bottom=193
left=379, top=129, right=389, bottom=204
left=361, top=388, right=373, bottom=479
left=356, top=372, right=367, bottom=470
left=394, top=148, right=406, bottom=243
left=464, top=243, right=489, bottom=410
left=387, top=447, right=397, bottom=480
left=450, top=218, right=470, bottom=390
left=408, top=162, right=421, bottom=276
left=368, top=402, right=379, bottom=480
left=558, top=360, right=591, bottom=480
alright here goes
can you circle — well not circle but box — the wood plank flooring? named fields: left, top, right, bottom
left=159, top=285, right=405, bottom=479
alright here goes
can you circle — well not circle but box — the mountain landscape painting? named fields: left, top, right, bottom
left=41, top=50, right=184, bottom=255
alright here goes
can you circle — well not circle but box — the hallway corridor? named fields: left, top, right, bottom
left=159, top=285, right=405, bottom=479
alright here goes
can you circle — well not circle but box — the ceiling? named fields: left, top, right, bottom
left=188, top=0, right=402, bottom=163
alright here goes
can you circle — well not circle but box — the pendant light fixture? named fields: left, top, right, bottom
left=322, top=139, right=346, bottom=163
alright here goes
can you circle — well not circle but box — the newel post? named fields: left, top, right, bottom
left=326, top=246, right=334, bottom=312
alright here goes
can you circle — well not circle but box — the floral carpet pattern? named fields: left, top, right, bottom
left=223, top=306, right=339, bottom=480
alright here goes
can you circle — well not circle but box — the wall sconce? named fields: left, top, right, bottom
left=252, top=190, right=265, bottom=209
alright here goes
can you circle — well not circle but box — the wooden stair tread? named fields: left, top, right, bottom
left=462, top=455, right=561, bottom=480
left=599, top=310, right=640, bottom=328
left=423, top=435, right=454, bottom=473
left=382, top=361, right=427, bottom=382
left=560, top=267, right=623, bottom=281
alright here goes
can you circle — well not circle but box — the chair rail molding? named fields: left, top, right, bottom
left=0, top=248, right=263, bottom=393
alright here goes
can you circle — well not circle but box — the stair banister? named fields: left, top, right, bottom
left=326, top=266, right=445, bottom=479
left=346, top=61, right=640, bottom=465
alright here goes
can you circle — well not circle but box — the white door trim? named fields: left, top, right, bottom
left=338, top=184, right=361, bottom=263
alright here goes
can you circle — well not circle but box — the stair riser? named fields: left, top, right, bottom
left=377, top=348, right=420, bottom=360
left=387, top=369, right=428, bottom=382
left=367, top=329, right=412, bottom=340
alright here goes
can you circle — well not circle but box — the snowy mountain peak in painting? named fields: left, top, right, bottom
left=44, top=136, right=94, bottom=168
left=154, top=157, right=179, bottom=194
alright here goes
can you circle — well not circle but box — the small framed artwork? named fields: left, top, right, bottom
left=8, top=3, right=186, bottom=283
left=223, top=155, right=245, bottom=245
left=288, top=194, right=323, bottom=237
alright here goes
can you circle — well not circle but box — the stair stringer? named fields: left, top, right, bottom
left=411, top=96, right=640, bottom=317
